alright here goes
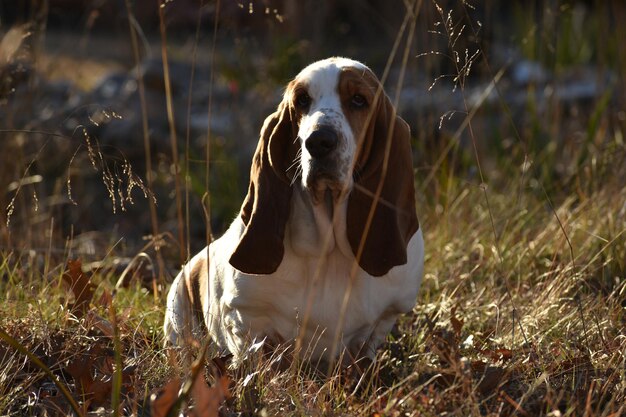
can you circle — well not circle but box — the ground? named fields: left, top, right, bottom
left=0, top=1, right=625, bottom=416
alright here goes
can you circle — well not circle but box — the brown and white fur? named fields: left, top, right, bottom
left=164, top=57, right=424, bottom=365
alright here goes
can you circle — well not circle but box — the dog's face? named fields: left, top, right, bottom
left=231, top=57, right=418, bottom=277
left=286, top=58, right=378, bottom=203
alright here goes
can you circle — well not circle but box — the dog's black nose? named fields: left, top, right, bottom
left=305, top=128, right=338, bottom=159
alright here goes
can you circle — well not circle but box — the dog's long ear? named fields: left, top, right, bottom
left=229, top=98, right=298, bottom=274
left=347, top=90, right=419, bottom=277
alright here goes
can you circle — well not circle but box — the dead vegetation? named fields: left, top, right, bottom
left=1, top=0, right=625, bottom=416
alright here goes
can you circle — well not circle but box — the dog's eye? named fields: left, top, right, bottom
left=296, top=93, right=311, bottom=109
left=350, top=94, right=367, bottom=108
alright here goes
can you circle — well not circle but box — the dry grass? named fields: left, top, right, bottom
left=1, top=1, right=625, bottom=416
left=1, top=163, right=624, bottom=416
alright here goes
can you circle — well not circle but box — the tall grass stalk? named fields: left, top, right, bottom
left=157, top=1, right=186, bottom=263
left=203, top=0, right=221, bottom=249
left=124, top=0, right=166, bottom=296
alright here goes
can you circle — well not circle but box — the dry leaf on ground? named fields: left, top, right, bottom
left=62, top=259, right=97, bottom=318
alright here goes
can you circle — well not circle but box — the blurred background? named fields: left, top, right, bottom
left=1, top=0, right=624, bottom=276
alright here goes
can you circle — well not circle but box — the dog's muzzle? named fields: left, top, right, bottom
left=304, top=127, right=338, bottom=159
left=302, top=126, right=346, bottom=202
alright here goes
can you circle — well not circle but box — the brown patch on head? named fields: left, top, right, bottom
left=339, top=65, right=420, bottom=277
left=285, top=79, right=311, bottom=126
left=338, top=66, right=382, bottom=169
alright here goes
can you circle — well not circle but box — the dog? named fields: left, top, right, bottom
left=163, top=57, right=424, bottom=365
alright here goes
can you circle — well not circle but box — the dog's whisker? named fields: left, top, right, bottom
left=286, top=153, right=302, bottom=173
left=290, top=167, right=303, bottom=186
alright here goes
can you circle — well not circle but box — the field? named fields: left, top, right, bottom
left=1, top=1, right=625, bottom=416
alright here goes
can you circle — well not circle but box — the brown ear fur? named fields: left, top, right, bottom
left=347, top=92, right=419, bottom=277
left=229, top=99, right=298, bottom=274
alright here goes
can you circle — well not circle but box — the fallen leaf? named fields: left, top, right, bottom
left=65, top=343, right=135, bottom=409
left=66, top=354, right=111, bottom=408
left=450, top=306, right=463, bottom=338
left=86, top=310, right=115, bottom=337
left=62, top=259, right=97, bottom=318
left=190, top=374, right=231, bottom=417
left=98, top=288, right=113, bottom=309
left=480, top=348, right=513, bottom=363
left=150, top=378, right=181, bottom=417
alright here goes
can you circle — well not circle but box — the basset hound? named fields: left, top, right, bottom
left=164, top=57, right=424, bottom=365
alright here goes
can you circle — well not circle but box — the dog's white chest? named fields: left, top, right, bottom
left=210, top=221, right=424, bottom=361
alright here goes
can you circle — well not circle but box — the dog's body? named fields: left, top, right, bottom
left=164, top=57, right=424, bottom=364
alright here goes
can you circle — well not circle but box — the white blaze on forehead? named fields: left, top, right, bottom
left=289, top=58, right=369, bottom=98
left=296, top=57, right=368, bottom=80
left=293, top=58, right=368, bottom=194
left=293, top=57, right=369, bottom=134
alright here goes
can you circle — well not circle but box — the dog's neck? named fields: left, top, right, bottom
left=286, top=185, right=353, bottom=260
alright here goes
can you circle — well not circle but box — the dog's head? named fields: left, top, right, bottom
left=229, top=57, right=419, bottom=276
